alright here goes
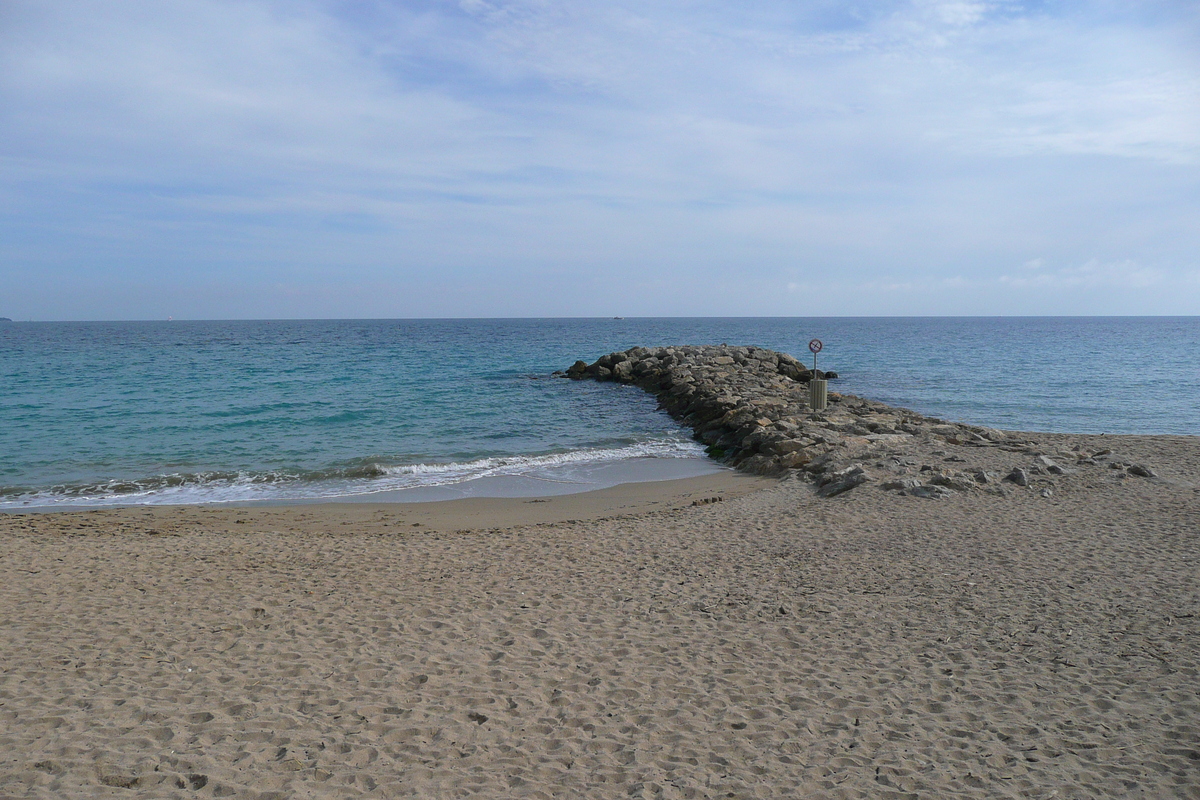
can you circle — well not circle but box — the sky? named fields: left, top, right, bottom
left=1, top=0, right=1197, bottom=319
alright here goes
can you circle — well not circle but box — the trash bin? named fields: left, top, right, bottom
left=809, top=378, right=828, bottom=411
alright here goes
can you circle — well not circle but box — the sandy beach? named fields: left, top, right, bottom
left=1, top=432, right=1198, bottom=799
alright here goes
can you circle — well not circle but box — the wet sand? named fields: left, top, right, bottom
left=1, top=434, right=1198, bottom=799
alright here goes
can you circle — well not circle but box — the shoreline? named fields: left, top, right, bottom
left=4, top=428, right=1196, bottom=527
left=9, top=419, right=1200, bottom=520
left=0, top=468, right=772, bottom=530
left=0, top=454, right=728, bottom=516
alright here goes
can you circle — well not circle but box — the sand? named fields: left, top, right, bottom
left=1, top=434, right=1198, bottom=799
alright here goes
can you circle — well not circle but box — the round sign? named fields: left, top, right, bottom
left=808, top=338, right=823, bottom=354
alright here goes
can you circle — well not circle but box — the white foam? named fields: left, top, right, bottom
left=0, top=439, right=711, bottom=510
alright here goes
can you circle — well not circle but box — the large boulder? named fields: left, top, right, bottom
left=776, top=360, right=811, bottom=382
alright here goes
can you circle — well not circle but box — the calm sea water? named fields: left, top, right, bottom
left=1, top=317, right=1196, bottom=509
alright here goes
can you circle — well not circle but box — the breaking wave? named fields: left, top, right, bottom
left=0, top=438, right=708, bottom=509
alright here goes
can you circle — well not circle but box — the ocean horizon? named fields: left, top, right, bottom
left=2, top=316, right=1196, bottom=510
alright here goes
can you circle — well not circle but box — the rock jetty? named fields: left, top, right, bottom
left=563, top=345, right=1160, bottom=498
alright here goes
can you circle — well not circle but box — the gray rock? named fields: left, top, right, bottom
left=777, top=450, right=813, bottom=469
left=772, top=438, right=812, bottom=455
left=777, top=362, right=810, bottom=381
left=880, top=478, right=923, bottom=491
left=907, top=485, right=954, bottom=499
left=1004, top=467, right=1030, bottom=487
left=1036, top=455, right=1074, bottom=475
left=736, top=453, right=794, bottom=476
left=818, top=465, right=871, bottom=497
left=930, top=472, right=977, bottom=492
left=1128, top=463, right=1157, bottom=478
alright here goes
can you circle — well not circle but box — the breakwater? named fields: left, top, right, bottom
left=561, top=345, right=1158, bottom=498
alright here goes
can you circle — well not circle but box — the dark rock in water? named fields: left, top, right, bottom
left=566, top=360, right=588, bottom=379
left=612, top=359, right=635, bottom=381
left=823, top=371, right=838, bottom=379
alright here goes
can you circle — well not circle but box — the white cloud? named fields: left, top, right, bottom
left=924, top=1, right=990, bottom=28
left=999, top=259, right=1164, bottom=289
left=0, top=0, right=1197, bottom=317
left=1062, top=259, right=1164, bottom=289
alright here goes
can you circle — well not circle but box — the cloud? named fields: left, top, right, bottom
left=999, top=259, right=1164, bottom=289
left=0, top=0, right=1197, bottom=317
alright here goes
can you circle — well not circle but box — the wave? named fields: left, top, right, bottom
left=0, top=439, right=709, bottom=509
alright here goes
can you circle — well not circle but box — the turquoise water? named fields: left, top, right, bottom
left=1, top=317, right=1196, bottom=508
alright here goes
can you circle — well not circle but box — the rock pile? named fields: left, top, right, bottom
left=562, top=345, right=1160, bottom=499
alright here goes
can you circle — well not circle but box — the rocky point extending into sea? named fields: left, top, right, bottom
left=562, top=344, right=1159, bottom=498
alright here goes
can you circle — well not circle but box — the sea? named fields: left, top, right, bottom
left=1, top=317, right=1196, bottom=510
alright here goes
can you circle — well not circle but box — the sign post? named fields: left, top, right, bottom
left=807, top=338, right=827, bottom=412
left=808, top=338, right=822, bottom=372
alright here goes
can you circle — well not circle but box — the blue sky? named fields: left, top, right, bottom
left=1, top=0, right=1197, bottom=319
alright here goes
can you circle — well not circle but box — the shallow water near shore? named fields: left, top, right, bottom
left=1, top=316, right=1196, bottom=509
